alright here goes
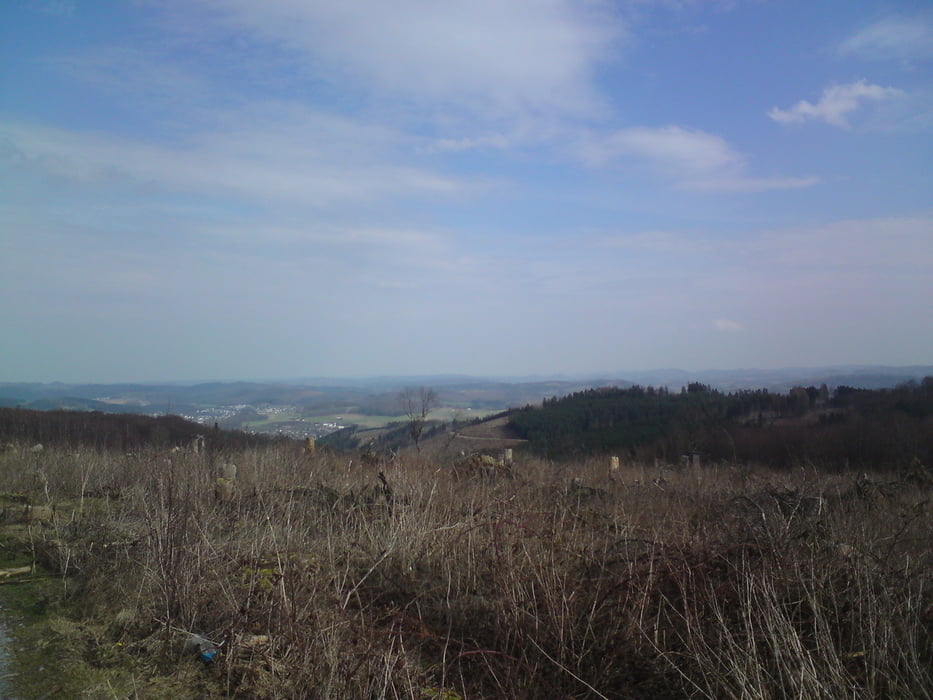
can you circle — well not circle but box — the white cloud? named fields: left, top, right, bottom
left=0, top=111, right=466, bottom=209
left=695, top=175, right=821, bottom=193
left=428, top=133, right=512, bottom=153
left=769, top=80, right=903, bottom=128
left=169, top=0, right=625, bottom=120
left=50, top=46, right=208, bottom=106
left=754, top=215, right=933, bottom=272
left=587, top=218, right=926, bottom=366
left=839, top=14, right=933, bottom=62
left=193, top=221, right=449, bottom=255
left=714, top=319, right=743, bottom=332
left=577, top=125, right=819, bottom=192
left=34, top=0, right=74, bottom=17
left=583, top=126, right=741, bottom=172
left=591, top=230, right=704, bottom=254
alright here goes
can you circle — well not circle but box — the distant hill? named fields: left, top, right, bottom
left=1, top=366, right=930, bottom=419
left=617, top=366, right=933, bottom=393
left=0, top=378, right=636, bottom=416
left=19, top=397, right=115, bottom=412
left=0, top=407, right=274, bottom=451
left=505, top=379, right=933, bottom=469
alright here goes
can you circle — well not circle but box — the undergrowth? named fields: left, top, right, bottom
left=0, top=444, right=929, bottom=698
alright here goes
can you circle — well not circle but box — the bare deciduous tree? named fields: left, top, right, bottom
left=399, top=386, right=437, bottom=452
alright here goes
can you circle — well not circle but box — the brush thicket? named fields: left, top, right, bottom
left=0, top=443, right=929, bottom=698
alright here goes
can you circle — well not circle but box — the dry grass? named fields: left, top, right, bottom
left=0, top=443, right=930, bottom=698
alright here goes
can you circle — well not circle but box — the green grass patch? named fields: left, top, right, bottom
left=303, top=413, right=402, bottom=429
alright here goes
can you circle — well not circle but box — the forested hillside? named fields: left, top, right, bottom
left=0, top=407, right=273, bottom=451
left=508, top=379, right=933, bottom=468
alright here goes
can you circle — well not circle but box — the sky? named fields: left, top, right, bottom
left=1, top=0, right=931, bottom=382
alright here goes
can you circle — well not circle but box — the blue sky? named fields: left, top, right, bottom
left=1, top=0, right=931, bottom=382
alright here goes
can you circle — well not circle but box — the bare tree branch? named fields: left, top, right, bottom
left=399, top=386, right=437, bottom=452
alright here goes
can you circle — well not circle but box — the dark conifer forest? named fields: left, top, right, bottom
left=508, top=378, right=933, bottom=468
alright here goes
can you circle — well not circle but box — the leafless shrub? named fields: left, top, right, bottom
left=0, top=443, right=929, bottom=698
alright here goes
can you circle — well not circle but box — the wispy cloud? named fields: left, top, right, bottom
left=577, top=125, right=819, bottom=192
left=0, top=111, right=466, bottom=209
left=192, top=220, right=449, bottom=253
left=50, top=46, right=208, bottom=107
left=168, top=0, right=625, bottom=121
left=714, top=319, right=743, bottom=332
left=33, top=0, right=75, bottom=18
left=769, top=80, right=903, bottom=128
left=428, top=133, right=513, bottom=153
left=753, top=215, right=933, bottom=272
left=839, top=13, right=933, bottom=63
left=590, top=230, right=707, bottom=254
left=580, top=126, right=740, bottom=172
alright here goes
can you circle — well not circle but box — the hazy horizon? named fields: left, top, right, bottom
left=2, top=1, right=931, bottom=383
left=3, top=364, right=931, bottom=387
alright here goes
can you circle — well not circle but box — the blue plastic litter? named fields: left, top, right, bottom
left=186, top=633, right=221, bottom=664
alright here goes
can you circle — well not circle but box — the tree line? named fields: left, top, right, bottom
left=507, top=378, right=933, bottom=469
left=0, top=407, right=273, bottom=451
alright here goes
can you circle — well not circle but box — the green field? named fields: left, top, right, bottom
left=302, top=413, right=403, bottom=429
left=245, top=409, right=497, bottom=431
left=429, top=407, right=498, bottom=422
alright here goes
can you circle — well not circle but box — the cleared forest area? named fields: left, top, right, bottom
left=0, top=429, right=929, bottom=698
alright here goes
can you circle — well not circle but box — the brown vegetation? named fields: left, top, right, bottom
left=0, top=442, right=930, bottom=698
